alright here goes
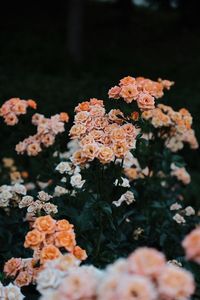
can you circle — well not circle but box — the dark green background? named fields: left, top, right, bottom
left=0, top=1, right=199, bottom=197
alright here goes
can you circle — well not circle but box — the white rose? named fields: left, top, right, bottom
left=5, top=283, right=24, bottom=300
left=38, top=191, right=52, bottom=202
left=56, top=162, right=72, bottom=174
left=70, top=174, right=85, bottom=189
left=113, top=191, right=135, bottom=207
left=54, top=186, right=68, bottom=196
left=12, top=184, right=26, bottom=195
left=19, top=196, right=34, bottom=208
left=173, top=213, right=186, bottom=224
left=36, top=268, right=63, bottom=293
left=170, top=203, right=182, bottom=211
left=185, top=206, right=195, bottom=216
left=114, top=177, right=130, bottom=188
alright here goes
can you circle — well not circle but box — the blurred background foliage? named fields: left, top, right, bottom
left=0, top=0, right=199, bottom=197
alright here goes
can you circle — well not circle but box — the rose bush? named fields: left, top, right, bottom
left=0, top=76, right=200, bottom=299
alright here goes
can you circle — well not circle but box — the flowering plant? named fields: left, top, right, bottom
left=0, top=75, right=200, bottom=299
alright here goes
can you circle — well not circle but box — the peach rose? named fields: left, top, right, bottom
left=90, top=106, right=105, bottom=117
left=27, top=142, right=42, bottom=156
left=137, top=93, right=155, bottom=111
left=69, top=124, right=87, bottom=139
left=128, top=247, right=166, bottom=277
left=34, top=215, right=56, bottom=234
left=131, top=111, right=139, bottom=121
left=110, top=127, right=126, bottom=143
left=14, top=271, right=32, bottom=287
left=72, top=150, right=87, bottom=165
left=90, top=98, right=104, bottom=106
left=4, top=113, right=18, bottom=126
left=27, top=99, right=37, bottom=109
left=108, top=109, right=124, bottom=124
left=55, top=231, right=76, bottom=251
left=4, top=258, right=22, bottom=277
left=24, top=229, right=44, bottom=248
left=93, top=117, right=108, bottom=130
left=122, top=123, right=136, bottom=138
left=73, top=246, right=87, bottom=261
left=120, top=84, right=139, bottom=103
left=59, top=112, right=69, bottom=122
left=40, top=245, right=61, bottom=264
left=182, top=228, right=200, bottom=263
left=75, top=111, right=89, bottom=124
left=119, top=76, right=136, bottom=86
left=108, top=86, right=122, bottom=99
left=90, top=130, right=104, bottom=142
left=113, top=142, right=129, bottom=158
left=79, top=135, right=95, bottom=147
left=98, top=146, right=114, bottom=164
left=75, top=101, right=90, bottom=112
left=82, top=143, right=99, bottom=160
left=56, top=220, right=73, bottom=232
left=13, top=101, right=27, bottom=115
left=158, top=265, right=195, bottom=300
left=41, top=134, right=55, bottom=147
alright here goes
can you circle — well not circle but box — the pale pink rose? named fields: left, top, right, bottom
left=75, top=111, right=90, bottom=124
left=158, top=265, right=195, bottom=300
left=116, top=275, right=157, bottom=300
left=158, top=78, right=174, bottom=90
left=4, top=258, right=22, bottom=277
left=182, top=227, right=200, bottom=263
left=27, top=142, right=42, bottom=156
left=120, top=84, right=139, bottom=103
left=82, top=143, right=99, bottom=160
left=50, top=115, right=65, bottom=134
left=142, top=80, right=163, bottom=98
left=137, top=93, right=155, bottom=111
left=128, top=247, right=166, bottom=278
left=119, top=76, right=136, bottom=86
left=69, top=124, right=87, bottom=139
left=58, top=266, right=100, bottom=300
left=108, top=86, right=122, bottom=99
left=4, top=113, right=18, bottom=125
left=32, top=113, right=45, bottom=126
left=98, top=273, right=120, bottom=300
left=98, top=146, right=114, bottom=164
left=0, top=103, right=10, bottom=115
left=15, top=142, right=27, bottom=154
left=171, top=167, right=191, bottom=185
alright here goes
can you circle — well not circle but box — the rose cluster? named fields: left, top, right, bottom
left=38, top=247, right=195, bottom=300
left=4, top=257, right=40, bottom=287
left=142, top=104, right=198, bottom=152
left=108, top=76, right=174, bottom=110
left=16, top=112, right=69, bottom=156
left=70, top=98, right=137, bottom=165
left=0, top=98, right=37, bottom=125
left=0, top=183, right=26, bottom=208
left=24, top=215, right=87, bottom=264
